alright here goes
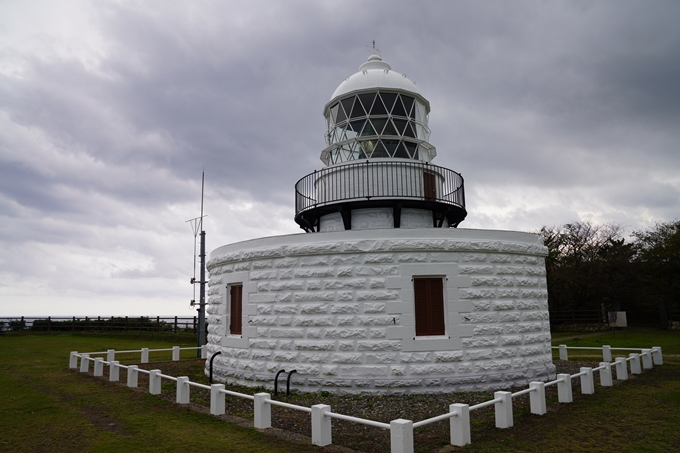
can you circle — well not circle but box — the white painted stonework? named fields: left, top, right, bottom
left=205, top=228, right=555, bottom=394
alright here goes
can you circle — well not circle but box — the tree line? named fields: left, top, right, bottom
left=538, top=219, right=679, bottom=324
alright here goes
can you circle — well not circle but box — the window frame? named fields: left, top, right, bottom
left=228, top=283, right=243, bottom=336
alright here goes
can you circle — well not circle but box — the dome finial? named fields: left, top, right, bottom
left=366, top=39, right=381, bottom=57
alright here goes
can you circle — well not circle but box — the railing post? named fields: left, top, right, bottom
left=107, top=349, right=115, bottom=362
left=109, top=361, right=120, bottom=382
left=614, top=357, right=628, bottom=380
left=311, top=404, right=332, bottom=447
left=529, top=382, right=546, bottom=415
left=176, top=376, right=190, bottom=404
left=557, top=374, right=573, bottom=403
left=149, top=369, right=161, bottom=395
left=641, top=349, right=653, bottom=369
left=558, top=344, right=568, bottom=361
left=94, top=358, right=104, bottom=376
left=602, top=345, right=612, bottom=362
left=201, top=345, right=208, bottom=359
left=172, top=346, right=180, bottom=361
left=79, top=354, right=90, bottom=373
left=599, top=362, right=613, bottom=387
left=69, top=351, right=79, bottom=369
left=127, top=365, right=139, bottom=388
left=494, top=391, right=513, bottom=428
left=141, top=348, right=149, bottom=363
left=210, top=384, right=226, bottom=415
left=390, top=419, right=414, bottom=453
left=580, top=367, right=594, bottom=394
left=253, top=393, right=271, bottom=429
left=449, top=403, right=471, bottom=446
left=652, top=347, right=663, bottom=365
left=629, top=353, right=642, bottom=374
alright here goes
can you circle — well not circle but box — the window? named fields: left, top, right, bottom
left=413, top=277, right=445, bottom=336
left=229, top=284, right=242, bottom=335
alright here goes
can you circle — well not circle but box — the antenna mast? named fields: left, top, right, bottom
left=186, top=171, right=207, bottom=357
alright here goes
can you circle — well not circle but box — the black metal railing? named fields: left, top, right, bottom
left=0, top=316, right=199, bottom=333
left=295, top=160, right=465, bottom=216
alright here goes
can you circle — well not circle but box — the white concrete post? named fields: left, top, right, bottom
left=629, top=353, right=641, bottom=374
left=557, top=374, right=573, bottom=403
left=652, top=347, right=663, bottom=365
left=107, top=349, right=115, bottom=362
left=529, top=382, right=546, bottom=415
left=253, top=393, right=271, bottom=429
left=210, top=384, right=226, bottom=415
left=172, top=346, right=180, bottom=361
left=390, top=419, right=414, bottom=453
left=79, top=354, right=90, bottom=373
left=559, top=344, right=568, bottom=361
left=201, top=345, right=208, bottom=359
left=311, top=404, right=332, bottom=447
left=602, top=345, right=612, bottom=362
left=176, top=376, right=190, bottom=404
left=149, top=369, right=161, bottom=395
left=599, top=362, right=613, bottom=387
left=127, top=365, right=139, bottom=387
left=141, top=348, right=149, bottom=363
left=494, top=391, right=513, bottom=428
left=449, top=403, right=471, bottom=447
left=580, top=367, right=594, bottom=394
left=69, top=352, right=79, bottom=369
left=641, top=349, right=653, bottom=369
left=614, top=357, right=628, bottom=381
left=109, top=361, right=120, bottom=382
left=93, top=358, right=104, bottom=376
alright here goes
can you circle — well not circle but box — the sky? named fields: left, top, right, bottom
left=1, top=0, right=679, bottom=317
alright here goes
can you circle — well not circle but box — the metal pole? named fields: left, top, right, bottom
left=198, top=229, right=206, bottom=357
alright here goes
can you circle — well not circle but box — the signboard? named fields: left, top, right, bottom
left=608, top=311, right=627, bottom=328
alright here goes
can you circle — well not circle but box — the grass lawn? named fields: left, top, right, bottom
left=0, top=333, right=324, bottom=453
left=1, top=331, right=679, bottom=452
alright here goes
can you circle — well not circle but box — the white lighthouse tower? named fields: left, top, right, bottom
left=295, top=53, right=467, bottom=233
left=206, top=54, right=555, bottom=394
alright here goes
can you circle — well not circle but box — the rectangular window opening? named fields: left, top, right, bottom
left=229, top=284, right=243, bottom=335
left=414, top=277, right=445, bottom=336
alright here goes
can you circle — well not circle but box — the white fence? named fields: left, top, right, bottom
left=69, top=344, right=664, bottom=453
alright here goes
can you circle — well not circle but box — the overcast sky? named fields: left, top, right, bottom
left=1, top=0, right=678, bottom=317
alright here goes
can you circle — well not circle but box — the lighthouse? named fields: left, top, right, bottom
left=206, top=54, right=555, bottom=394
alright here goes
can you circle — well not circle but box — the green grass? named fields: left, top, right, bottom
left=0, top=334, right=322, bottom=453
left=551, top=330, right=680, bottom=361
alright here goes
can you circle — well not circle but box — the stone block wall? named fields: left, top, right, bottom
left=206, top=228, right=556, bottom=394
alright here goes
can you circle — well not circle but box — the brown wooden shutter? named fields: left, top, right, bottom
left=230, top=285, right=242, bottom=335
left=423, top=172, right=436, bottom=201
left=414, top=278, right=445, bottom=336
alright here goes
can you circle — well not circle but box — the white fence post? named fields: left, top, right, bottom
left=641, top=349, right=653, bottom=369
left=614, top=357, right=628, bottom=381
left=253, top=393, right=271, bottom=429
left=141, top=348, right=149, bottom=363
left=69, top=351, right=79, bottom=369
left=449, top=403, right=471, bottom=447
left=172, top=346, right=180, bottom=361
left=176, top=376, right=190, bottom=404
left=311, top=404, right=332, bottom=447
left=149, top=369, right=161, bottom=395
left=107, top=349, right=115, bottom=362
left=559, top=344, right=568, bottom=361
left=390, top=419, right=414, bottom=453
left=580, top=367, right=594, bottom=394
left=79, top=354, right=90, bottom=373
left=93, top=358, right=104, bottom=377
left=529, top=381, right=546, bottom=415
left=602, top=345, right=612, bottom=362
left=127, top=365, right=139, bottom=387
left=494, top=391, right=513, bottom=428
left=557, top=374, right=573, bottom=403
left=201, top=345, right=208, bottom=359
left=652, top=346, right=663, bottom=365
left=210, top=384, right=226, bottom=415
left=599, top=362, right=613, bottom=387
left=629, top=353, right=641, bottom=374
left=109, top=361, right=120, bottom=382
